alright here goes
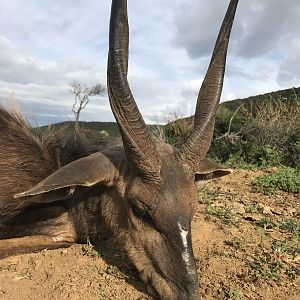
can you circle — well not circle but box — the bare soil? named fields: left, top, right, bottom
left=0, top=170, right=299, bottom=300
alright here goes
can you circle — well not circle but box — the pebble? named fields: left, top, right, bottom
left=262, top=206, right=272, bottom=215
left=231, top=202, right=246, bottom=214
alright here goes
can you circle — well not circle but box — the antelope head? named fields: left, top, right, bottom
left=106, top=0, right=238, bottom=297
left=15, top=0, right=239, bottom=299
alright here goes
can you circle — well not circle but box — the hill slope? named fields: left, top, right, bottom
left=40, top=86, right=300, bottom=136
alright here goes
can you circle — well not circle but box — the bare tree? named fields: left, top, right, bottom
left=70, top=81, right=106, bottom=131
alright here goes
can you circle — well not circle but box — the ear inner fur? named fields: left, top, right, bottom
left=14, top=152, right=119, bottom=198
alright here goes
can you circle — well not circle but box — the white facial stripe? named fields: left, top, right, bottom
left=178, top=223, right=195, bottom=276
left=179, top=223, right=188, bottom=248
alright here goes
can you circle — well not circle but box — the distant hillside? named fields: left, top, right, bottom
left=163, top=86, right=300, bottom=168
left=39, top=120, right=163, bottom=138
left=220, top=86, right=300, bottom=113
left=170, top=86, right=300, bottom=126
left=40, top=121, right=120, bottom=137
left=36, top=86, right=299, bottom=168
left=39, top=86, right=299, bottom=138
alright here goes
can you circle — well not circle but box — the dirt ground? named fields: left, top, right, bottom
left=0, top=170, right=299, bottom=300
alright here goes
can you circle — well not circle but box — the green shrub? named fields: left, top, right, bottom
left=163, top=88, right=300, bottom=169
left=209, top=140, right=284, bottom=169
left=243, top=144, right=283, bottom=168
left=252, top=168, right=300, bottom=195
left=283, top=128, right=300, bottom=167
left=210, top=90, right=300, bottom=169
left=161, top=116, right=192, bottom=147
left=208, top=139, right=243, bottom=163
left=226, top=153, right=257, bottom=169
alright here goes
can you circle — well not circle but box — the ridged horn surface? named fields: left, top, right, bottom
left=108, top=0, right=161, bottom=182
left=177, top=0, right=239, bottom=171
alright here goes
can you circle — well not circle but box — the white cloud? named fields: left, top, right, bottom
left=174, top=0, right=300, bottom=92
left=277, top=38, right=300, bottom=86
left=0, top=0, right=299, bottom=126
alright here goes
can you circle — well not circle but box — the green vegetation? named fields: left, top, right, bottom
left=224, top=237, right=245, bottom=251
left=248, top=250, right=282, bottom=281
left=198, top=187, right=240, bottom=226
left=39, top=121, right=120, bottom=137
left=37, top=87, right=299, bottom=173
left=163, top=87, right=300, bottom=170
left=272, top=239, right=300, bottom=257
left=255, top=217, right=300, bottom=237
left=223, top=289, right=242, bottom=300
left=210, top=88, right=300, bottom=169
left=101, top=265, right=127, bottom=279
left=252, top=168, right=300, bottom=195
left=248, top=229, right=299, bottom=282
left=245, top=202, right=262, bottom=213
left=207, top=205, right=240, bottom=226
left=280, top=219, right=300, bottom=236
left=256, top=216, right=279, bottom=230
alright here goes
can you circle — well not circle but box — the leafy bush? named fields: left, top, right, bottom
left=209, top=90, right=300, bottom=169
left=242, top=145, right=283, bottom=168
left=226, top=153, right=258, bottom=170
left=209, top=136, right=285, bottom=169
left=157, top=113, right=192, bottom=147
left=208, top=139, right=242, bottom=163
left=284, top=128, right=300, bottom=167
left=162, top=87, right=300, bottom=169
left=252, top=168, right=300, bottom=195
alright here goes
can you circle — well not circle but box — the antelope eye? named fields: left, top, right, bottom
left=130, top=201, right=153, bottom=225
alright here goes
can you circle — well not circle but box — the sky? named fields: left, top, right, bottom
left=0, top=0, right=299, bottom=126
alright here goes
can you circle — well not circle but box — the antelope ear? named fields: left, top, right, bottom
left=14, top=152, right=118, bottom=203
left=194, top=158, right=233, bottom=184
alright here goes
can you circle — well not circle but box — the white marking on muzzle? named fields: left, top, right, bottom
left=178, top=223, right=196, bottom=276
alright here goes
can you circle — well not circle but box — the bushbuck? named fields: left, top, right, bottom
left=0, top=0, right=239, bottom=299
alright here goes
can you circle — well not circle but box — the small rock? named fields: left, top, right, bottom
left=287, top=208, right=296, bottom=216
left=231, top=202, right=246, bottom=214
left=250, top=284, right=256, bottom=292
left=13, top=276, right=26, bottom=282
left=258, top=203, right=264, bottom=209
left=262, top=206, right=272, bottom=215
left=243, top=214, right=261, bottom=222
left=270, top=207, right=282, bottom=215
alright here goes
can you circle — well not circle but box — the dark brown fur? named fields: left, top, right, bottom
left=0, top=107, right=199, bottom=299
left=0, top=108, right=57, bottom=221
left=0, top=1, right=239, bottom=298
left=0, top=107, right=122, bottom=240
